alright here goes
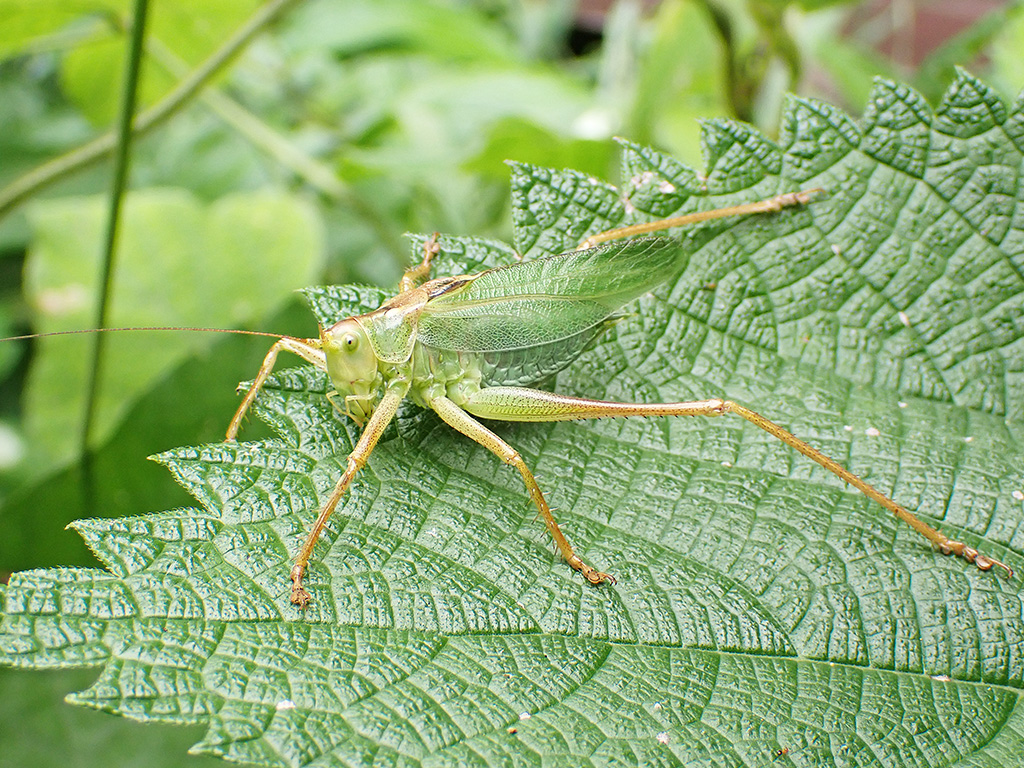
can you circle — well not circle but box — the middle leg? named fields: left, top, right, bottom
left=429, top=395, right=615, bottom=585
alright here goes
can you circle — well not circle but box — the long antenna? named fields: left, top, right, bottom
left=2, top=326, right=298, bottom=343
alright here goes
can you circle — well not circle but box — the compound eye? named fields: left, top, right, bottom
left=343, top=333, right=360, bottom=351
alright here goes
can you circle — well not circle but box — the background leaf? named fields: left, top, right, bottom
left=3, top=72, right=1024, bottom=767
left=21, top=187, right=325, bottom=472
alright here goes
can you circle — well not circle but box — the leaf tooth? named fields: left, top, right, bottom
left=778, top=94, right=861, bottom=181
left=935, top=67, right=1009, bottom=138
left=698, top=118, right=783, bottom=191
left=616, top=138, right=703, bottom=219
left=861, top=77, right=932, bottom=177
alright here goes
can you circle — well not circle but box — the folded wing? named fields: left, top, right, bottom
left=419, top=237, right=686, bottom=353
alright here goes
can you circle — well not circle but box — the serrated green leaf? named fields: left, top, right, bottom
left=4, top=73, right=1024, bottom=767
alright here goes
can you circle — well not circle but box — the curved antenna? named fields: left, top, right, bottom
left=1, top=326, right=303, bottom=343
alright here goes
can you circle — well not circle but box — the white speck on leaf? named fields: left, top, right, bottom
left=657, top=732, right=669, bottom=745
left=631, top=171, right=657, bottom=187
left=865, top=427, right=881, bottom=437
left=1012, top=490, right=1024, bottom=501
left=276, top=699, right=296, bottom=711
left=898, top=311, right=911, bottom=327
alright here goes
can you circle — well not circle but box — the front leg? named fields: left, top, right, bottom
left=227, top=336, right=326, bottom=439
left=290, top=386, right=407, bottom=606
left=429, top=395, right=615, bottom=585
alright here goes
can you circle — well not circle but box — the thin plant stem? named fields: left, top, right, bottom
left=81, top=0, right=150, bottom=456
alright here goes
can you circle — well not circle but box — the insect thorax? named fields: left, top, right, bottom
left=404, top=344, right=485, bottom=409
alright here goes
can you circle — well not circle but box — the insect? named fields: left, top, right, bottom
left=217, top=189, right=1011, bottom=606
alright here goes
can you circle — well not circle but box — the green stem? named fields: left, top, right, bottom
left=198, top=86, right=405, bottom=258
left=0, top=0, right=302, bottom=222
left=81, top=0, right=150, bottom=455
left=142, top=35, right=340, bottom=199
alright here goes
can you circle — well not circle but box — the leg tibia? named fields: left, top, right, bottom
left=289, top=387, right=406, bottom=607
left=722, top=401, right=1011, bottom=576
left=577, top=189, right=823, bottom=249
left=290, top=457, right=360, bottom=607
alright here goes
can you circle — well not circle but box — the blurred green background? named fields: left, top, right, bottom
left=1, top=0, right=1022, bottom=765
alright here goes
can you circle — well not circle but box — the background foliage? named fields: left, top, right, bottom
left=2, top=1, right=1024, bottom=767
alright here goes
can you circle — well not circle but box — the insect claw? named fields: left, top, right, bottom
left=942, top=540, right=1014, bottom=579
left=424, top=232, right=441, bottom=261
left=585, top=569, right=616, bottom=586
left=571, top=554, right=617, bottom=585
left=289, top=564, right=312, bottom=607
left=973, top=552, right=1014, bottom=579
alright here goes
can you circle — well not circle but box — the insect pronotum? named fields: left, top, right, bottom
left=9, top=190, right=1012, bottom=606
left=220, top=189, right=1010, bottom=606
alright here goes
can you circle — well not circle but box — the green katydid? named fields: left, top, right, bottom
left=221, top=189, right=1012, bottom=607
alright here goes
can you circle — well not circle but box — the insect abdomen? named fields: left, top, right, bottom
left=421, top=321, right=611, bottom=389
